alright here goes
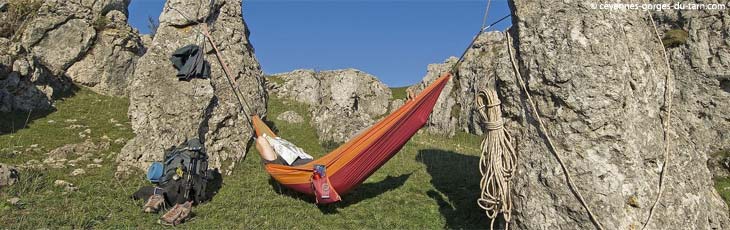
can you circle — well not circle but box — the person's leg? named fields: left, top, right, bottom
left=255, top=136, right=278, bottom=162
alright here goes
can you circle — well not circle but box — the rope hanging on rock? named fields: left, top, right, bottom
left=505, top=31, right=605, bottom=230
left=476, top=89, right=517, bottom=230
left=641, top=7, right=675, bottom=230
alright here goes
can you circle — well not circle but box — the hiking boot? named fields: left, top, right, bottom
left=159, top=201, right=193, bottom=226
left=143, top=194, right=165, bottom=213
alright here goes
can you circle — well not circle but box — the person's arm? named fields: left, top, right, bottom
left=255, top=136, right=278, bottom=162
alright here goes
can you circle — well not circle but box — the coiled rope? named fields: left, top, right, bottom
left=505, top=32, right=605, bottom=230
left=476, top=89, right=518, bottom=230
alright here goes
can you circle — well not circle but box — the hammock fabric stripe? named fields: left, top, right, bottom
left=253, top=73, right=451, bottom=197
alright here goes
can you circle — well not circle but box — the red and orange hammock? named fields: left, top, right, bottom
left=252, top=73, right=451, bottom=204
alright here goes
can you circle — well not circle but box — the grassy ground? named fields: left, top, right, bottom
left=391, top=86, right=409, bottom=100
left=713, top=150, right=730, bottom=206
left=715, top=177, right=730, bottom=205
left=0, top=88, right=490, bottom=228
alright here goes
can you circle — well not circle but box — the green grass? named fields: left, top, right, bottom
left=0, top=88, right=489, bottom=228
left=390, top=86, right=410, bottom=100
left=266, top=75, right=286, bottom=85
left=713, top=150, right=730, bottom=206
left=715, top=177, right=730, bottom=206
left=662, top=29, right=689, bottom=48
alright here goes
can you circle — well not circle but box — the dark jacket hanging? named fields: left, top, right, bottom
left=170, top=44, right=211, bottom=80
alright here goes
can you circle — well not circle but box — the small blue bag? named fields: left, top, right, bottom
left=147, top=162, right=164, bottom=183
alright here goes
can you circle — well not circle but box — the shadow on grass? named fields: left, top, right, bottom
left=417, top=149, right=501, bottom=229
left=0, top=109, right=56, bottom=135
left=268, top=173, right=412, bottom=214
left=0, top=85, right=79, bottom=135
left=205, top=169, right=224, bottom=203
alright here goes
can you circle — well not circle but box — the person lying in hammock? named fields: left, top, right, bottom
left=255, top=133, right=314, bottom=166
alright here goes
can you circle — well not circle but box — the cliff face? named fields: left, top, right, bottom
left=116, top=0, right=266, bottom=174
left=0, top=0, right=143, bottom=112
left=477, top=1, right=729, bottom=229
left=653, top=1, right=730, bottom=155
left=412, top=0, right=729, bottom=228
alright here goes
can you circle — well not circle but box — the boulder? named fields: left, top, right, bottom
left=270, top=69, right=391, bottom=143
left=7, top=197, right=20, bottom=205
left=389, top=98, right=404, bottom=113
left=0, top=163, right=19, bottom=188
left=276, top=110, right=304, bottom=124
left=70, top=168, right=85, bottom=176
left=0, top=0, right=143, bottom=112
left=66, top=8, right=144, bottom=96
left=53, top=179, right=77, bottom=192
left=490, top=1, right=730, bottom=229
left=117, top=0, right=267, bottom=173
left=46, top=139, right=108, bottom=161
left=268, top=69, right=321, bottom=105
left=29, top=19, right=96, bottom=74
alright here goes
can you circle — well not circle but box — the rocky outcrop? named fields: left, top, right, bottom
left=0, top=163, right=19, bottom=188
left=0, top=0, right=143, bottom=112
left=485, top=1, right=730, bottom=229
left=276, top=110, right=303, bottom=124
left=407, top=2, right=729, bottom=227
left=651, top=2, right=730, bottom=159
left=117, top=0, right=266, bottom=173
left=66, top=8, right=143, bottom=96
left=408, top=32, right=512, bottom=136
left=709, top=151, right=730, bottom=178
left=269, top=69, right=391, bottom=143
left=389, top=98, right=404, bottom=113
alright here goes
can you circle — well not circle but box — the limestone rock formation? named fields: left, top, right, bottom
left=0, top=0, right=143, bottom=112
left=408, top=31, right=512, bottom=136
left=389, top=98, right=404, bottom=113
left=0, top=163, right=19, bottom=188
left=269, top=69, right=391, bottom=143
left=488, top=1, right=730, bottom=229
left=276, top=110, right=303, bottom=124
left=408, top=2, right=729, bottom=227
left=708, top=152, right=730, bottom=178
left=117, top=0, right=266, bottom=173
left=268, top=69, right=321, bottom=105
left=652, top=2, right=730, bottom=159
left=66, top=6, right=143, bottom=96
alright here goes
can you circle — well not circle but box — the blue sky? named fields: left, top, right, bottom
left=128, top=0, right=512, bottom=87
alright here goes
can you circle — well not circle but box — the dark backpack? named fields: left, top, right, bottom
left=159, top=138, right=210, bottom=204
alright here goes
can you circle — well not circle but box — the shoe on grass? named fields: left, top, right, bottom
left=143, top=194, right=165, bottom=213
left=159, top=201, right=193, bottom=226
